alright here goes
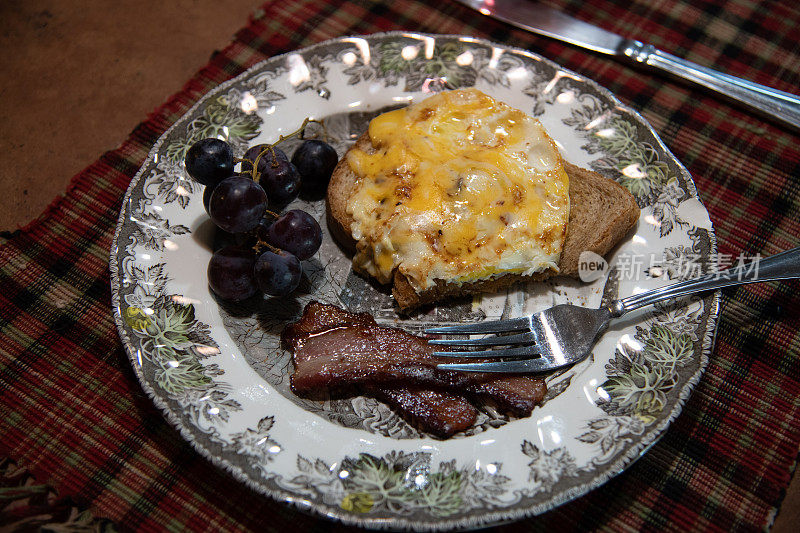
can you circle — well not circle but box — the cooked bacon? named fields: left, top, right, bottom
left=284, top=302, right=546, bottom=417
left=365, top=386, right=477, bottom=438
left=282, top=301, right=477, bottom=437
left=281, top=301, right=373, bottom=348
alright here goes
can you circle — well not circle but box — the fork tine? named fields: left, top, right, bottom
left=424, top=316, right=531, bottom=335
left=437, top=357, right=557, bottom=373
left=432, top=345, right=540, bottom=358
left=428, top=331, right=537, bottom=346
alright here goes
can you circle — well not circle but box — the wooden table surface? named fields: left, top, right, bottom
left=0, top=0, right=796, bottom=529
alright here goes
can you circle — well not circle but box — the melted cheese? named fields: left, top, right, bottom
left=345, top=88, right=570, bottom=293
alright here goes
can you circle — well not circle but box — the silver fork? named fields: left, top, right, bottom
left=425, top=247, right=800, bottom=373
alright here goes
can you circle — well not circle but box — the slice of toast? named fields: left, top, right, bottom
left=327, top=132, right=639, bottom=310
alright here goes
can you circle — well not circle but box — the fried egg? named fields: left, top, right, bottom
left=345, top=88, right=570, bottom=293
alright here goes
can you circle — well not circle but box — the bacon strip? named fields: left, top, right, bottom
left=283, top=302, right=476, bottom=437
left=282, top=301, right=374, bottom=346
left=365, top=386, right=477, bottom=438
left=283, top=302, right=546, bottom=420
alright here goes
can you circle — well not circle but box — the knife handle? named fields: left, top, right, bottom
left=621, top=40, right=800, bottom=130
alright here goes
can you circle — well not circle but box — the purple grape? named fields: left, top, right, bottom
left=266, top=209, right=322, bottom=260
left=254, top=249, right=301, bottom=296
left=208, top=176, right=268, bottom=233
left=241, top=144, right=288, bottom=175
left=261, top=159, right=301, bottom=206
left=241, top=145, right=300, bottom=205
left=292, top=140, right=338, bottom=197
left=202, top=184, right=215, bottom=213
left=210, top=229, right=254, bottom=252
left=185, top=138, right=234, bottom=187
left=210, top=227, right=237, bottom=252
left=207, top=245, right=258, bottom=301
left=255, top=213, right=277, bottom=242
left=210, top=227, right=255, bottom=252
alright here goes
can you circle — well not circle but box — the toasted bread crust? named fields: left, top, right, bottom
left=326, top=132, right=639, bottom=310
left=557, top=162, right=640, bottom=276
left=325, top=134, right=370, bottom=254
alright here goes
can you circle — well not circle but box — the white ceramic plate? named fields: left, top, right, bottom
left=110, top=33, right=719, bottom=530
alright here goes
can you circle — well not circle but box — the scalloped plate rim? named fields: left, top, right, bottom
left=109, top=31, right=720, bottom=530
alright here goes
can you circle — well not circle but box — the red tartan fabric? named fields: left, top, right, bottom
left=2, top=0, right=800, bottom=531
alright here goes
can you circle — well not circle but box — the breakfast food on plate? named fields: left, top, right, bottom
left=282, top=301, right=547, bottom=437
left=327, top=88, right=639, bottom=309
left=283, top=302, right=547, bottom=414
left=192, top=89, right=640, bottom=438
left=185, top=136, right=336, bottom=300
left=282, top=302, right=481, bottom=438
left=364, top=386, right=478, bottom=438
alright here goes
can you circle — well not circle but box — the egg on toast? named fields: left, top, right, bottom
left=327, top=88, right=640, bottom=309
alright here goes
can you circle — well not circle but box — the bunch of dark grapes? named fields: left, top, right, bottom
left=185, top=134, right=337, bottom=300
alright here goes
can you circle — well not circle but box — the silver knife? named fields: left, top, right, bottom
left=457, top=0, right=800, bottom=130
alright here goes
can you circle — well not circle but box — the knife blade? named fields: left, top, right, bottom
left=456, top=0, right=800, bottom=130
left=459, top=0, right=623, bottom=54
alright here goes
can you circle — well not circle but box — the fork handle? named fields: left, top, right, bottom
left=609, top=246, right=800, bottom=317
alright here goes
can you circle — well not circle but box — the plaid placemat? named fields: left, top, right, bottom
left=2, top=0, right=799, bottom=530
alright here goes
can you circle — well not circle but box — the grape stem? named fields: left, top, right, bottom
left=298, top=117, right=330, bottom=142
left=245, top=117, right=329, bottom=183
left=253, top=239, right=282, bottom=255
